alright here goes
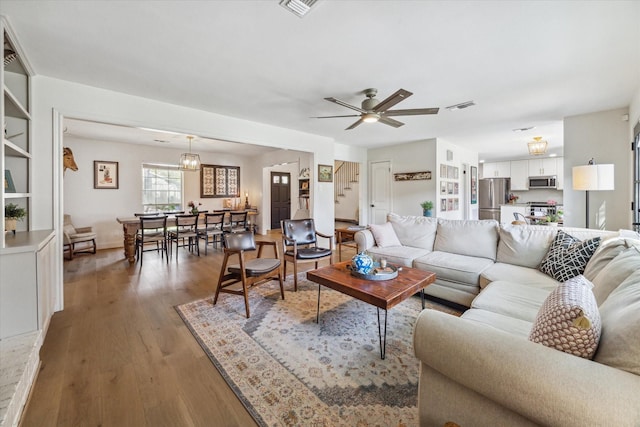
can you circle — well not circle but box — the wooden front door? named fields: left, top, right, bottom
left=270, top=172, right=291, bottom=230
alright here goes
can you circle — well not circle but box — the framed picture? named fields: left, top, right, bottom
left=94, top=161, right=118, bottom=189
left=201, top=164, right=240, bottom=198
left=453, top=167, right=459, bottom=180
left=447, top=165, right=454, bottom=179
left=393, top=171, right=431, bottom=181
left=318, top=164, right=333, bottom=182
left=440, top=198, right=447, bottom=211
left=470, top=166, right=478, bottom=204
left=454, top=182, right=459, bottom=195
left=4, top=170, right=16, bottom=193
left=440, top=164, right=447, bottom=178
left=440, top=181, right=447, bottom=195
left=447, top=182, right=454, bottom=194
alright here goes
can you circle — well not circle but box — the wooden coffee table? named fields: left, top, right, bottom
left=307, top=261, right=436, bottom=359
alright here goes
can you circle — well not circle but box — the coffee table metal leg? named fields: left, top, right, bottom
left=376, top=307, right=388, bottom=360
left=316, top=284, right=321, bottom=323
left=421, top=288, right=425, bottom=309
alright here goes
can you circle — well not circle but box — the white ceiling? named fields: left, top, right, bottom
left=3, top=1, right=640, bottom=161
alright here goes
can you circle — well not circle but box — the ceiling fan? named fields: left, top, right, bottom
left=314, top=88, right=439, bottom=130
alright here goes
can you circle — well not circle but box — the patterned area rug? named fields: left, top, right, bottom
left=175, top=274, right=461, bottom=427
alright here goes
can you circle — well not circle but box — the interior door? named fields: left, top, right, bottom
left=270, top=172, right=291, bottom=230
left=369, top=161, right=391, bottom=224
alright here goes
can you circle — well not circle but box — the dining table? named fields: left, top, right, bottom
left=116, top=210, right=258, bottom=264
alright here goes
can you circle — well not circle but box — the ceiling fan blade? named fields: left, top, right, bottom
left=324, top=97, right=366, bottom=113
left=384, top=107, right=440, bottom=116
left=378, top=116, right=405, bottom=128
left=312, top=114, right=361, bottom=119
left=373, top=89, right=413, bottom=113
left=346, top=118, right=364, bottom=130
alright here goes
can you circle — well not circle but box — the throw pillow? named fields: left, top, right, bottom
left=369, top=222, right=402, bottom=248
left=529, top=275, right=601, bottom=359
left=538, top=230, right=601, bottom=282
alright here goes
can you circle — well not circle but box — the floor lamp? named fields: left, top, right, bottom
left=572, top=159, right=615, bottom=228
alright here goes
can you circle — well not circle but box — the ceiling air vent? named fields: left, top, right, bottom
left=446, top=100, right=476, bottom=111
left=279, top=0, right=318, bottom=18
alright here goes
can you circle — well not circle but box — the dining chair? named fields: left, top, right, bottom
left=225, top=211, right=249, bottom=233
left=281, top=218, right=333, bottom=291
left=134, top=212, right=160, bottom=217
left=214, top=231, right=284, bottom=318
left=136, top=215, right=168, bottom=265
left=198, top=212, right=226, bottom=254
left=512, top=212, right=530, bottom=225
left=168, top=214, right=200, bottom=259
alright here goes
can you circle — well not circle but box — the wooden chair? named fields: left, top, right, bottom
left=136, top=215, right=168, bottom=265
left=225, top=211, right=248, bottom=233
left=214, top=231, right=284, bottom=318
left=198, top=212, right=226, bottom=254
left=168, top=214, right=200, bottom=259
left=281, top=218, right=333, bottom=291
left=63, top=214, right=97, bottom=260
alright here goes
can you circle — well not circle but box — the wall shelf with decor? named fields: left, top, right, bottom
left=299, top=178, right=310, bottom=210
left=2, top=17, right=34, bottom=239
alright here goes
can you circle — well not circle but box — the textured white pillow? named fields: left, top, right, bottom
left=369, top=222, right=402, bottom=248
left=529, top=275, right=601, bottom=359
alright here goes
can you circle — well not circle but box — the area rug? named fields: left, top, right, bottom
left=175, top=274, right=461, bottom=427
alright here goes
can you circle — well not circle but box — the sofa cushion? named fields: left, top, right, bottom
left=496, top=225, right=556, bottom=268
left=583, top=237, right=637, bottom=281
left=387, top=213, right=437, bottom=250
left=434, top=219, right=499, bottom=260
left=461, top=308, right=533, bottom=337
left=590, top=244, right=640, bottom=305
left=364, top=245, right=430, bottom=268
left=480, top=263, right=559, bottom=290
left=529, top=275, right=601, bottom=359
left=539, top=230, right=601, bottom=282
left=414, top=251, right=494, bottom=287
left=368, top=222, right=402, bottom=247
left=594, top=269, right=640, bottom=375
left=471, top=281, right=552, bottom=322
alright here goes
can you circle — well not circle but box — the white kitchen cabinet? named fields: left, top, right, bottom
left=556, top=157, right=565, bottom=190
left=528, top=158, right=557, bottom=176
left=510, top=160, right=529, bottom=190
left=481, top=161, right=510, bottom=178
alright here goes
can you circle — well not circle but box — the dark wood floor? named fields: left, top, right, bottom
left=20, top=232, right=355, bottom=426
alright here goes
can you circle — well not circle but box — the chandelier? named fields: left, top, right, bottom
left=179, top=136, right=201, bottom=171
left=527, top=136, right=548, bottom=156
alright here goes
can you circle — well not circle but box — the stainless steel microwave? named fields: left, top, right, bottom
left=528, top=176, right=557, bottom=189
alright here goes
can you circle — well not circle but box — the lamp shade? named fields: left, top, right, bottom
left=572, top=164, right=614, bottom=191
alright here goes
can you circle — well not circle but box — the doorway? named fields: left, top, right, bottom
left=369, top=160, right=391, bottom=224
left=270, top=171, right=291, bottom=229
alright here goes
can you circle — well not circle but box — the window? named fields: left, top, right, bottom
left=142, top=164, right=182, bottom=212
left=634, top=123, right=640, bottom=232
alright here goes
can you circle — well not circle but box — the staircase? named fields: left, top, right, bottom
left=334, top=161, right=359, bottom=203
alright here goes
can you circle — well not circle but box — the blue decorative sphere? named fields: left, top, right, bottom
left=352, top=252, right=374, bottom=274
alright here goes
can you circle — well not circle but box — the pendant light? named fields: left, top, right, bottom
left=179, top=136, right=201, bottom=171
left=527, top=136, right=548, bottom=156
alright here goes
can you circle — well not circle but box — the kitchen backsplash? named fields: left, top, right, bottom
left=511, top=189, right=563, bottom=205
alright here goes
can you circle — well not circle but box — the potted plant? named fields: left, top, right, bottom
left=545, top=211, right=562, bottom=226
left=4, top=202, right=27, bottom=234
left=420, top=201, right=434, bottom=217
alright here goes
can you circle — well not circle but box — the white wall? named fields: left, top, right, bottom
left=368, top=139, right=437, bottom=217
left=564, top=107, right=631, bottom=230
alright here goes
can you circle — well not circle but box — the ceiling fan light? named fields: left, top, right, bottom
left=362, top=112, right=380, bottom=123
left=527, top=136, right=548, bottom=156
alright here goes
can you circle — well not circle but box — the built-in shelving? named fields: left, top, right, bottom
left=2, top=18, right=33, bottom=238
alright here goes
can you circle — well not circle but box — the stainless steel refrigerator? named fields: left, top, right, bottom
left=479, top=178, right=510, bottom=221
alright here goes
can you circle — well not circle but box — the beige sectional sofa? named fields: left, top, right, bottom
left=354, top=214, right=640, bottom=426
